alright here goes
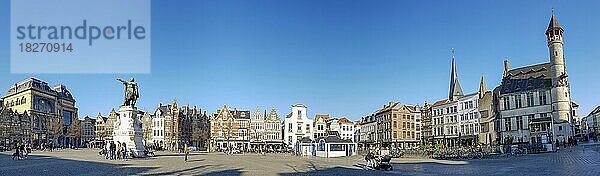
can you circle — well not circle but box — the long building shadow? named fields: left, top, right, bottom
left=0, top=152, right=157, bottom=176
left=279, top=166, right=399, bottom=176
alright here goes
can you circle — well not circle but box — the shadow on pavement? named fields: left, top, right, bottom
left=0, top=152, right=157, bottom=176
left=202, top=169, right=243, bottom=176
left=279, top=166, right=399, bottom=176
left=144, top=164, right=214, bottom=175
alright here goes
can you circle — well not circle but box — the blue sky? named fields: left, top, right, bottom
left=0, top=0, right=599, bottom=121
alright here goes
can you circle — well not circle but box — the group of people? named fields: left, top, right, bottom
left=101, top=141, right=128, bottom=161
left=556, top=138, right=579, bottom=150
left=12, top=143, right=32, bottom=160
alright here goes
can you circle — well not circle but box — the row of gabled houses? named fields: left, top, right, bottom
left=358, top=12, right=581, bottom=152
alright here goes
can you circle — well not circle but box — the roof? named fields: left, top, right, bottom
left=449, top=54, right=464, bottom=101
left=318, top=135, right=353, bottom=143
left=588, top=106, right=600, bottom=117
left=500, top=62, right=552, bottom=94
left=299, top=136, right=312, bottom=143
left=432, top=99, right=449, bottom=106
left=338, top=118, right=352, bottom=124
left=292, top=104, right=307, bottom=108
left=547, top=14, right=562, bottom=31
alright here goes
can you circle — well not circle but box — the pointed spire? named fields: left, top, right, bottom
left=547, top=7, right=562, bottom=31
left=448, top=48, right=464, bottom=101
left=479, top=73, right=487, bottom=99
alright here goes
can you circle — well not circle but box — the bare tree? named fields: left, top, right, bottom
left=68, top=118, right=83, bottom=147
left=48, top=116, right=63, bottom=146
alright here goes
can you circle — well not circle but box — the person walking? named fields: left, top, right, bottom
left=25, top=143, right=31, bottom=158
left=20, top=144, right=26, bottom=159
left=184, top=143, right=189, bottom=162
left=122, top=143, right=127, bottom=161
left=116, top=142, right=122, bottom=160
left=104, top=142, right=110, bottom=159
left=110, top=141, right=116, bottom=160
left=12, top=143, right=20, bottom=160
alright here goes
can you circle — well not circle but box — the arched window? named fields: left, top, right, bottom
left=16, top=98, right=19, bottom=105
left=21, top=96, right=26, bottom=104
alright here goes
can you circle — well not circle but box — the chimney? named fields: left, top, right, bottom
left=503, top=60, right=510, bottom=77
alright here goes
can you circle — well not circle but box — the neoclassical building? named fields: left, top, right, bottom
left=495, top=12, right=577, bottom=149
left=2, top=77, right=78, bottom=148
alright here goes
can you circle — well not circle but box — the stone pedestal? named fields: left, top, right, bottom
left=113, top=106, right=145, bottom=157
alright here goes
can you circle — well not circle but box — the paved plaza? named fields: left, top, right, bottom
left=1, top=143, right=600, bottom=176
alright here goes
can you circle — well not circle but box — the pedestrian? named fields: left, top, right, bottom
left=104, top=143, right=109, bottom=159
left=122, top=143, right=127, bottom=161
left=20, top=144, right=26, bottom=159
left=555, top=139, right=560, bottom=150
left=184, top=143, right=189, bottom=162
left=117, top=142, right=122, bottom=160
left=110, top=141, right=116, bottom=160
left=12, top=143, right=20, bottom=160
left=25, top=143, right=31, bottom=158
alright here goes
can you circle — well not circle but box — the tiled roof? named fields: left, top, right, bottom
left=432, top=99, right=449, bottom=106
left=500, top=62, right=552, bottom=94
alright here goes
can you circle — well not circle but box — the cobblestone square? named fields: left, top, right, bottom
left=1, top=143, right=599, bottom=176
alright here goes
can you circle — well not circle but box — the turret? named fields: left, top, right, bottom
left=547, top=10, right=571, bottom=123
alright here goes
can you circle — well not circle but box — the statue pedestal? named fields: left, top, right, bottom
left=113, top=106, right=146, bottom=157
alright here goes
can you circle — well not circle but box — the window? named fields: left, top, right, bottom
left=539, top=91, right=547, bottom=105
left=515, top=95, right=522, bottom=108
left=288, top=123, right=292, bottom=132
left=505, top=118, right=512, bottom=131
left=297, top=124, right=302, bottom=132
left=527, top=92, right=534, bottom=107
left=504, top=97, right=510, bottom=110
left=517, top=117, right=523, bottom=130
left=330, top=144, right=345, bottom=151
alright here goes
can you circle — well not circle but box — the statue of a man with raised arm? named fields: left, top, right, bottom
left=117, top=77, right=139, bottom=107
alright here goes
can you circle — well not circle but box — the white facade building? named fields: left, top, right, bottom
left=284, top=104, right=314, bottom=150
left=458, top=93, right=480, bottom=145
left=328, top=118, right=354, bottom=141
left=151, top=105, right=165, bottom=148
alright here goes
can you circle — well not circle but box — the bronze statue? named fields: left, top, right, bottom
left=117, top=77, right=139, bottom=107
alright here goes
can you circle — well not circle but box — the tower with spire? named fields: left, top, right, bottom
left=546, top=9, right=572, bottom=123
left=478, top=73, right=487, bottom=99
left=448, top=48, right=464, bottom=101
